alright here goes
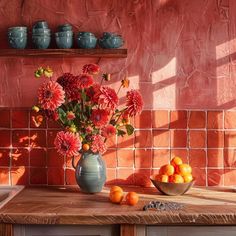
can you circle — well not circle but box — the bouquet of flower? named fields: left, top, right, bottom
left=32, top=64, right=143, bottom=158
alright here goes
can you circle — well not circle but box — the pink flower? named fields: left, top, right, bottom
left=85, top=126, right=93, bottom=134
left=86, top=83, right=100, bottom=103
left=67, top=111, right=75, bottom=120
left=38, top=81, right=65, bottom=110
left=90, top=134, right=107, bottom=154
left=54, top=131, right=81, bottom=157
left=126, top=90, right=143, bottom=117
left=90, top=109, right=109, bottom=127
left=76, top=74, right=94, bottom=89
left=101, top=125, right=116, bottom=138
left=82, top=64, right=100, bottom=75
left=97, top=86, right=118, bottom=110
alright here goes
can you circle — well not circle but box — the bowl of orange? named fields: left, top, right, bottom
left=151, top=157, right=195, bottom=196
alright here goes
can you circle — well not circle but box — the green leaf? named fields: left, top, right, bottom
left=126, top=124, right=134, bottom=135
left=58, top=108, right=67, bottom=124
left=117, top=129, right=126, bottom=137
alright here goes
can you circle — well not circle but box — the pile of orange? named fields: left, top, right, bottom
left=155, top=157, right=193, bottom=183
left=109, top=186, right=139, bottom=206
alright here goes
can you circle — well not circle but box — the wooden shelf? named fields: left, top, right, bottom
left=0, top=48, right=127, bottom=58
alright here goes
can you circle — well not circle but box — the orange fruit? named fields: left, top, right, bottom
left=169, top=174, right=184, bottom=183
left=82, top=143, right=90, bottom=151
left=109, top=190, right=123, bottom=204
left=159, top=164, right=175, bottom=176
left=125, top=192, right=139, bottom=206
left=155, top=174, right=169, bottom=183
left=176, top=164, right=192, bottom=175
left=183, top=174, right=193, bottom=183
left=170, top=156, right=183, bottom=168
left=110, top=186, right=123, bottom=195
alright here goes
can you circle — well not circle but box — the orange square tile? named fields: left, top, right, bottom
left=224, top=169, right=236, bottom=186
left=48, top=167, right=64, bottom=185
left=170, top=149, right=188, bottom=163
left=47, top=130, right=61, bottom=148
left=152, top=110, right=169, bottom=129
left=225, top=111, right=236, bottom=129
left=134, top=130, right=152, bottom=148
left=11, top=167, right=29, bottom=185
left=30, top=167, right=47, bottom=185
left=153, top=130, right=170, bottom=147
left=207, top=149, right=224, bottom=168
left=170, top=110, right=187, bottom=129
left=103, top=149, right=117, bottom=168
left=12, top=148, right=29, bottom=166
left=106, top=168, right=116, bottom=183
left=106, top=135, right=117, bottom=148
left=0, top=109, right=10, bottom=128
left=12, top=130, right=29, bottom=147
left=225, top=131, right=236, bottom=147
left=117, top=168, right=134, bottom=185
left=117, top=134, right=132, bottom=148
left=47, top=149, right=64, bottom=167
left=134, top=110, right=152, bottom=128
left=207, top=111, right=223, bottom=129
left=153, top=149, right=170, bottom=168
left=30, top=110, right=46, bottom=128
left=0, top=168, right=9, bottom=184
left=0, top=130, right=11, bottom=147
left=134, top=169, right=151, bottom=187
left=65, top=168, right=76, bottom=185
left=30, top=148, right=47, bottom=167
left=188, top=111, right=206, bottom=129
left=135, top=149, right=152, bottom=168
left=189, top=130, right=206, bottom=148
left=30, top=130, right=47, bottom=148
left=189, top=149, right=206, bottom=168
left=192, top=168, right=206, bottom=186
left=208, top=169, right=224, bottom=186
left=117, top=149, right=134, bottom=167
left=0, top=149, right=10, bottom=166
left=12, top=110, right=29, bottom=128
left=224, top=149, right=236, bottom=167
left=207, top=130, right=224, bottom=148
left=170, top=130, right=187, bottom=148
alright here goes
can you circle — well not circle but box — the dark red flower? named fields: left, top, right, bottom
left=126, top=89, right=143, bottom=117
left=97, top=86, right=118, bottom=110
left=90, top=134, right=107, bottom=154
left=76, top=73, right=94, bottom=89
left=90, top=109, right=109, bottom=127
left=86, top=83, right=101, bottom=103
left=101, top=124, right=116, bottom=138
left=38, top=81, right=65, bottom=110
left=82, top=64, right=100, bottom=75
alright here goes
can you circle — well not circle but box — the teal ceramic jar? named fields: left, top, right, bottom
left=72, top=151, right=106, bottom=193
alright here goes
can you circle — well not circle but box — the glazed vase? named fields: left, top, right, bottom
left=72, top=151, right=106, bottom=193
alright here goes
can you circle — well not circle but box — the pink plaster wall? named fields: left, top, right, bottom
left=0, top=0, right=235, bottom=109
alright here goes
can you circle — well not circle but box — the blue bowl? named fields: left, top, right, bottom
left=33, top=20, right=48, bottom=29
left=99, top=36, right=124, bottom=49
left=56, top=36, right=73, bottom=49
left=8, top=26, right=27, bottom=32
left=8, top=31, right=27, bottom=37
left=77, top=35, right=97, bottom=49
left=32, top=28, right=51, bottom=34
left=55, top=31, right=73, bottom=37
left=78, top=32, right=95, bottom=37
left=8, top=36, right=27, bottom=49
left=32, top=36, right=50, bottom=49
left=58, top=24, right=72, bottom=32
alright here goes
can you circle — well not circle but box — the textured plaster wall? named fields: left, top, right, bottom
left=0, top=0, right=235, bottom=109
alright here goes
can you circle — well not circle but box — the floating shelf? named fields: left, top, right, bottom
left=0, top=48, right=127, bottom=58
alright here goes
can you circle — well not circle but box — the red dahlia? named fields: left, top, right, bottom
left=91, top=109, right=109, bottom=127
left=126, top=89, right=143, bottom=117
left=90, top=134, right=107, bottom=154
left=101, top=124, right=116, bottom=138
left=97, top=86, right=118, bottom=110
left=86, top=83, right=101, bottom=103
left=38, top=81, right=65, bottom=110
left=82, top=64, right=100, bottom=75
left=76, top=73, right=94, bottom=89
left=54, top=131, right=81, bottom=157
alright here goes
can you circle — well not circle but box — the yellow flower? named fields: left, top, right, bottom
left=32, top=105, right=40, bottom=112
left=121, top=77, right=130, bottom=88
left=44, top=67, right=53, bottom=78
left=34, top=67, right=44, bottom=78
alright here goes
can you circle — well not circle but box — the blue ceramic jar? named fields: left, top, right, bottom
left=55, top=24, right=73, bottom=49
left=99, top=32, right=124, bottom=49
left=8, top=26, right=27, bottom=49
left=77, top=32, right=97, bottom=49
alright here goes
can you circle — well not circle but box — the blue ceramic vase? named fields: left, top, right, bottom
left=72, top=151, right=106, bottom=193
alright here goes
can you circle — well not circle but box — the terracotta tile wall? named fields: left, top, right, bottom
left=1, top=108, right=236, bottom=187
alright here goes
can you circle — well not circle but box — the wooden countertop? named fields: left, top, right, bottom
left=1, top=186, right=236, bottom=225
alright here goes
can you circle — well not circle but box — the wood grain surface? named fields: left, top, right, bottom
left=1, top=186, right=236, bottom=225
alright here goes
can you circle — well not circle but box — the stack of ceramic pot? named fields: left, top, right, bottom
left=98, top=32, right=124, bottom=49
left=55, top=24, right=73, bottom=49
left=8, top=26, right=27, bottom=49
left=77, top=32, right=97, bottom=49
left=32, top=21, right=51, bottom=49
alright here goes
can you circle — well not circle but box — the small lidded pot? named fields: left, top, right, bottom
left=98, top=32, right=124, bottom=49
left=77, top=32, right=97, bottom=49
left=55, top=23, right=73, bottom=49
